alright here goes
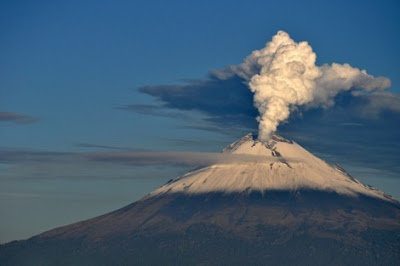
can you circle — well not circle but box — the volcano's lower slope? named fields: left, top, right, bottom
left=1, top=134, right=399, bottom=265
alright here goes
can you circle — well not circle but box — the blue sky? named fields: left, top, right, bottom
left=1, top=0, right=399, bottom=243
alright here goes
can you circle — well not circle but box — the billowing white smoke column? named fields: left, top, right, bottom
left=227, top=31, right=391, bottom=143
left=247, top=32, right=321, bottom=142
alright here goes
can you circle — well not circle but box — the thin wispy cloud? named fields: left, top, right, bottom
left=0, top=149, right=73, bottom=164
left=0, top=112, right=37, bottom=124
left=87, top=151, right=293, bottom=167
left=76, top=143, right=146, bottom=151
left=116, top=104, right=194, bottom=120
left=162, top=138, right=230, bottom=148
left=0, top=148, right=302, bottom=181
left=0, top=145, right=398, bottom=182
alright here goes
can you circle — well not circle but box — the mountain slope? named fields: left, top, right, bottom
left=149, top=134, right=393, bottom=200
left=1, top=134, right=399, bottom=266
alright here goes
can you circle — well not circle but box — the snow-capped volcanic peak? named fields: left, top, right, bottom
left=149, top=133, right=394, bottom=202
left=224, top=133, right=309, bottom=159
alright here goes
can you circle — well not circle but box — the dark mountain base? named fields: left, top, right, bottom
left=1, top=226, right=399, bottom=266
left=1, top=191, right=400, bottom=266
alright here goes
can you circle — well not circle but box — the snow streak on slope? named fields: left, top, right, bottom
left=149, top=134, right=394, bottom=202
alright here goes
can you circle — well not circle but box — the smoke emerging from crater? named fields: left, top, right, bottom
left=219, top=31, right=391, bottom=143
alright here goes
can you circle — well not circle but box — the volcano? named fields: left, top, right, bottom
left=1, top=134, right=399, bottom=265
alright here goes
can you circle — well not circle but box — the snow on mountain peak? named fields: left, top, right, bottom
left=149, top=133, right=395, bottom=202
left=222, top=133, right=293, bottom=154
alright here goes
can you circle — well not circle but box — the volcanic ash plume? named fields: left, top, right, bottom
left=231, top=31, right=391, bottom=143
